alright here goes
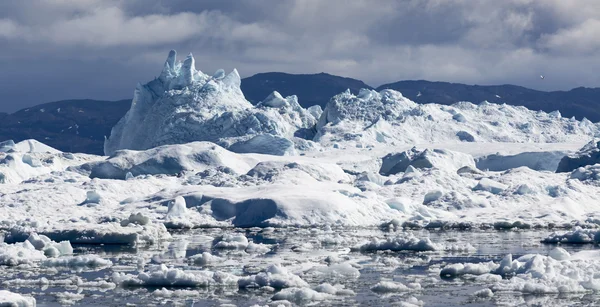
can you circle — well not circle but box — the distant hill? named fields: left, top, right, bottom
left=0, top=99, right=130, bottom=155
left=377, top=80, right=600, bottom=122
left=2, top=74, right=600, bottom=155
left=241, top=72, right=372, bottom=108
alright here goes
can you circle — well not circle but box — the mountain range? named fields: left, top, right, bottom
left=1, top=73, right=599, bottom=155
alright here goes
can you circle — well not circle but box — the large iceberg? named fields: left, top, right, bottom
left=315, top=89, right=600, bottom=147
left=104, top=50, right=318, bottom=156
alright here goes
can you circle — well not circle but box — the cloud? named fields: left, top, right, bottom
left=0, top=0, right=599, bottom=112
left=539, top=18, right=600, bottom=55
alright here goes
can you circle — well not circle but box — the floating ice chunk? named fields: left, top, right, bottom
left=440, top=262, right=498, bottom=277
left=313, top=283, right=355, bottom=296
left=238, top=264, right=309, bottom=289
left=214, top=234, right=249, bottom=250
left=0, top=242, right=46, bottom=266
left=7, top=224, right=171, bottom=246
left=188, top=252, right=223, bottom=266
left=25, top=233, right=73, bottom=258
left=54, top=292, right=85, bottom=305
left=473, top=288, right=494, bottom=298
left=112, top=264, right=238, bottom=287
left=542, top=227, right=600, bottom=244
left=43, top=255, right=112, bottom=269
left=271, top=287, right=332, bottom=304
left=245, top=242, right=272, bottom=254
left=0, top=290, right=36, bottom=307
left=153, top=288, right=201, bottom=297
left=354, top=234, right=441, bottom=252
left=307, top=263, right=360, bottom=279
left=370, top=281, right=420, bottom=293
left=443, top=251, right=600, bottom=294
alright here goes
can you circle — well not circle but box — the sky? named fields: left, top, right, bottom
left=1, top=0, right=600, bottom=112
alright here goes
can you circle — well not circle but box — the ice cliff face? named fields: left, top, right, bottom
left=104, top=50, right=318, bottom=156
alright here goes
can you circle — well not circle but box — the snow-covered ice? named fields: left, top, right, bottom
left=0, top=290, right=36, bottom=307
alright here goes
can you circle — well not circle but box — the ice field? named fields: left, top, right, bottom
left=3, top=51, right=600, bottom=306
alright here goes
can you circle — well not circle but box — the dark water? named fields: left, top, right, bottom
left=3, top=228, right=600, bottom=307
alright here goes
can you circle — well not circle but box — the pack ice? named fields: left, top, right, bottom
left=3, top=49, right=600, bottom=305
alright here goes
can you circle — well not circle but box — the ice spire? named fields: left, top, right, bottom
left=160, top=50, right=177, bottom=81
left=222, top=69, right=241, bottom=88
left=166, top=50, right=176, bottom=70
left=182, top=53, right=195, bottom=85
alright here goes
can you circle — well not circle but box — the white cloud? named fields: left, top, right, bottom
left=539, top=18, right=600, bottom=55
left=0, top=19, right=18, bottom=38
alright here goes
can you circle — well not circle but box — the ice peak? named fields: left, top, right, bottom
left=222, top=68, right=241, bottom=88
left=182, top=53, right=195, bottom=85
left=160, top=50, right=178, bottom=81
left=259, top=91, right=288, bottom=108
left=166, top=50, right=176, bottom=70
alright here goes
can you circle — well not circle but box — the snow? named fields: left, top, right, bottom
left=88, top=142, right=257, bottom=179
left=0, top=290, right=36, bottom=307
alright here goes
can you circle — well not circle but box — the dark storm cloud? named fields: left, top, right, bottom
left=0, top=0, right=600, bottom=112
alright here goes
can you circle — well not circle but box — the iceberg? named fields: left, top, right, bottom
left=104, top=50, right=318, bottom=156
